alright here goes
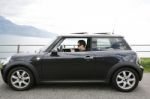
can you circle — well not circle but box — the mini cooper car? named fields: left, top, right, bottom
left=1, top=32, right=143, bottom=92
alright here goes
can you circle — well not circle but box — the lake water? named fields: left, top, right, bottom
left=0, top=34, right=150, bottom=59
left=0, top=34, right=51, bottom=58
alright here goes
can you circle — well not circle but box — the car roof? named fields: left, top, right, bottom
left=58, top=32, right=123, bottom=38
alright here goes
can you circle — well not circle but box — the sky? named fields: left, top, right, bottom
left=0, top=0, right=150, bottom=44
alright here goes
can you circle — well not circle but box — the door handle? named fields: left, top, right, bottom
left=84, top=56, right=94, bottom=60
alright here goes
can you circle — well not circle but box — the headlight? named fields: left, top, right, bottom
left=1, top=56, right=12, bottom=65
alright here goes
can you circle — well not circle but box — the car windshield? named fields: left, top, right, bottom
left=39, top=36, right=57, bottom=53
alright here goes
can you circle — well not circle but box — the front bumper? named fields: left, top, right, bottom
left=1, top=65, right=7, bottom=83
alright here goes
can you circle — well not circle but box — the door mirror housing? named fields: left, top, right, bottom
left=51, top=50, right=58, bottom=56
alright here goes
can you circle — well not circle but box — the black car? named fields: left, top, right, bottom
left=0, top=33, right=143, bottom=92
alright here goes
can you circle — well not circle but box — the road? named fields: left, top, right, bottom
left=0, top=73, right=150, bottom=99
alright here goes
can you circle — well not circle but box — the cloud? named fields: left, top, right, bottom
left=0, top=0, right=34, bottom=16
left=1, top=0, right=150, bottom=44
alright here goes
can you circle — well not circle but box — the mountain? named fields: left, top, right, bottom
left=0, top=16, right=56, bottom=38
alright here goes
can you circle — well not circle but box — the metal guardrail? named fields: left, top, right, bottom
left=130, top=44, right=150, bottom=46
left=0, top=45, right=44, bottom=59
left=130, top=44, right=150, bottom=52
left=0, top=45, right=44, bottom=54
left=0, top=44, right=150, bottom=59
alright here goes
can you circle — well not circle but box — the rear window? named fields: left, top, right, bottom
left=92, top=37, right=130, bottom=51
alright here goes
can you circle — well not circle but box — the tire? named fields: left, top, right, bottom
left=112, top=68, right=139, bottom=92
left=7, top=67, right=34, bottom=91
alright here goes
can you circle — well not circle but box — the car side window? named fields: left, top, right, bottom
left=92, top=37, right=129, bottom=51
left=53, top=38, right=88, bottom=52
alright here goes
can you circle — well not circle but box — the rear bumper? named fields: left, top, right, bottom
left=139, top=65, right=144, bottom=81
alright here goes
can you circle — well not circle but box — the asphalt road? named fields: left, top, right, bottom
left=0, top=73, right=150, bottom=99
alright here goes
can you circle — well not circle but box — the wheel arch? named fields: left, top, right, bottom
left=106, top=62, right=142, bottom=83
left=3, top=61, right=40, bottom=84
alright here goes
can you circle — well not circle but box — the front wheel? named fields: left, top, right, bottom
left=112, top=68, right=139, bottom=92
left=7, top=67, right=34, bottom=91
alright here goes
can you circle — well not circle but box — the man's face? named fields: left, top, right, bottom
left=78, top=43, right=85, bottom=51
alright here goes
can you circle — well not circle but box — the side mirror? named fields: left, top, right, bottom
left=51, top=50, right=59, bottom=56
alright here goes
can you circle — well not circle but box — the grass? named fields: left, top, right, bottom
left=0, top=64, right=2, bottom=69
left=141, top=58, right=150, bottom=72
left=0, top=63, right=2, bottom=69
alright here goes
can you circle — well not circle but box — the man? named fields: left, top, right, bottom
left=77, top=40, right=86, bottom=51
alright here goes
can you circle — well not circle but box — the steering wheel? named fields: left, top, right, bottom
left=57, top=45, right=64, bottom=52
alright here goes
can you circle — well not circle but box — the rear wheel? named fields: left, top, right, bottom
left=112, top=68, right=139, bottom=92
left=7, top=67, right=34, bottom=91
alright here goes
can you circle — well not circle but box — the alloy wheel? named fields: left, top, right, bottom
left=116, top=70, right=136, bottom=90
left=10, top=70, right=30, bottom=89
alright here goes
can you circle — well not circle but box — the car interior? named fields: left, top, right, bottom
left=55, top=38, right=91, bottom=52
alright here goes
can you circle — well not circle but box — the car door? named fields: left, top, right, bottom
left=41, top=37, right=97, bottom=81
left=41, top=51, right=97, bottom=81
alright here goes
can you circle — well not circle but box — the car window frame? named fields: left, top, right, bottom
left=51, top=37, right=92, bottom=53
